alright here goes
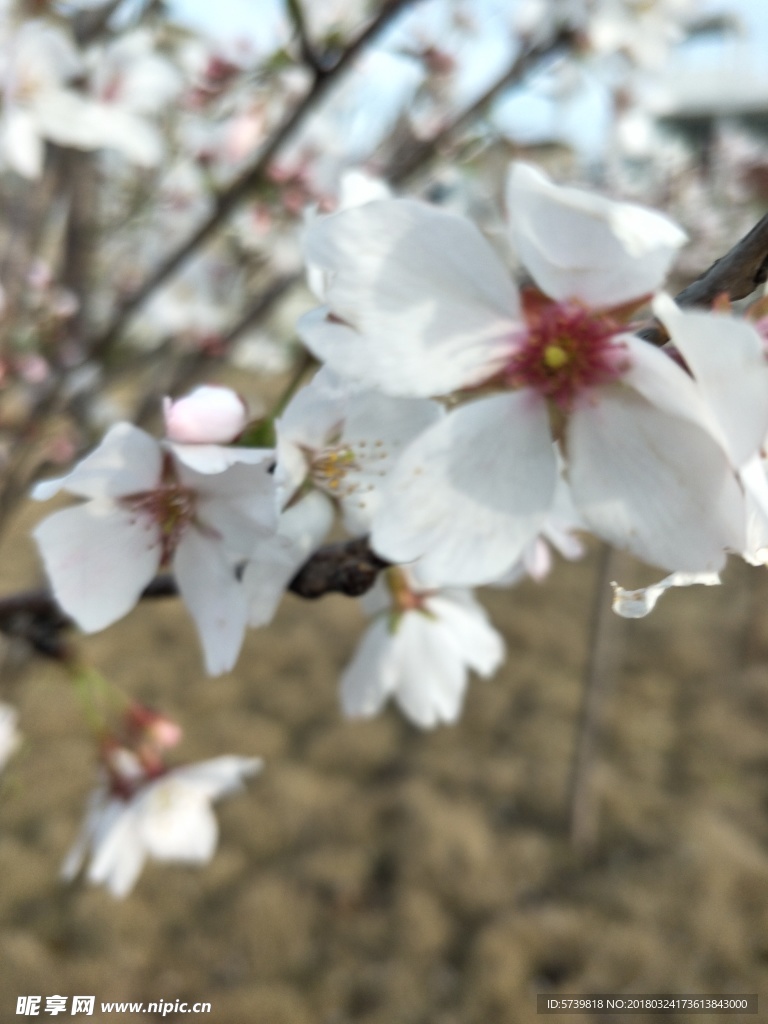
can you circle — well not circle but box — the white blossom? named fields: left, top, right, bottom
left=32, top=423, right=277, bottom=675
left=275, top=369, right=442, bottom=533
left=300, top=162, right=758, bottom=584
left=62, top=755, right=261, bottom=898
left=341, top=568, right=505, bottom=729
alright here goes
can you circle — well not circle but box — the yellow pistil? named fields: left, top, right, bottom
left=312, top=448, right=356, bottom=491
left=543, top=343, right=570, bottom=370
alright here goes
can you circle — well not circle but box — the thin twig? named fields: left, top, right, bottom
left=388, top=26, right=578, bottom=184
left=567, top=544, right=622, bottom=855
left=86, top=0, right=421, bottom=361
left=286, top=0, right=324, bottom=76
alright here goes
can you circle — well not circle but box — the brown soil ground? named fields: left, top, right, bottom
left=2, top=493, right=768, bottom=1024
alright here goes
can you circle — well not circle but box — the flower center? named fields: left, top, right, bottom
left=121, top=484, right=198, bottom=566
left=308, top=438, right=389, bottom=505
left=311, top=446, right=358, bottom=493
left=503, top=300, right=629, bottom=410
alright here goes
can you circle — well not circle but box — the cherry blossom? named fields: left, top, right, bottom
left=31, top=423, right=277, bottom=675
left=341, top=567, right=505, bottom=728
left=300, top=162, right=755, bottom=584
left=274, top=369, right=442, bottom=533
left=62, top=751, right=261, bottom=898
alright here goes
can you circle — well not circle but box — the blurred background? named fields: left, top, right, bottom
left=2, top=0, right=768, bottom=1021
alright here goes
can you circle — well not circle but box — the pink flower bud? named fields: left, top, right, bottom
left=163, top=385, right=248, bottom=444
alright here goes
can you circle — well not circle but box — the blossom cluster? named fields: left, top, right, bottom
left=26, top=157, right=768, bottom=893
left=31, top=161, right=768, bottom=705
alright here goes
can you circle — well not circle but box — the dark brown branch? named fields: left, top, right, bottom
left=675, top=212, right=768, bottom=307
left=286, top=0, right=324, bottom=77
left=0, top=539, right=389, bottom=658
left=86, top=0, right=421, bottom=361
left=639, top=213, right=768, bottom=345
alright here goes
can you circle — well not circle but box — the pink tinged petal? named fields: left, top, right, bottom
left=245, top=491, right=334, bottom=627
left=371, top=392, right=558, bottom=586
left=425, top=592, right=505, bottom=677
left=568, top=386, right=746, bottom=572
left=173, top=528, right=248, bottom=675
left=33, top=503, right=161, bottom=631
left=138, top=782, right=218, bottom=863
left=164, top=386, right=248, bottom=444
left=507, top=162, right=686, bottom=307
left=341, top=617, right=396, bottom=719
left=32, top=422, right=162, bottom=501
left=301, top=200, right=521, bottom=396
left=653, top=294, right=768, bottom=466
left=612, top=571, right=720, bottom=619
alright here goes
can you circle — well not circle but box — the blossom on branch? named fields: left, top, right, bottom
left=32, top=423, right=277, bottom=674
left=62, top=751, right=262, bottom=898
left=300, top=162, right=761, bottom=584
left=341, top=567, right=505, bottom=729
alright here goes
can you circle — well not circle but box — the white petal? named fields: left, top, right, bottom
left=612, top=571, right=720, bottom=618
left=339, top=392, right=443, bottom=533
left=389, top=612, right=468, bottom=728
left=300, top=200, right=520, bottom=396
left=182, top=460, right=279, bottom=556
left=173, top=528, right=249, bottom=675
left=425, top=592, right=505, bottom=677
left=138, top=781, right=218, bottom=863
left=568, top=386, right=745, bottom=572
left=619, top=333, right=713, bottom=431
left=244, top=491, right=333, bottom=627
left=33, top=423, right=162, bottom=501
left=507, top=162, right=686, bottom=306
left=0, top=703, right=20, bottom=772
left=653, top=294, right=768, bottom=466
left=168, top=442, right=274, bottom=475
left=371, top=392, right=558, bottom=585
left=86, top=800, right=147, bottom=899
left=169, top=756, right=263, bottom=800
left=340, top=617, right=395, bottom=719
left=740, top=455, right=768, bottom=564
left=2, top=109, right=44, bottom=179
left=33, top=503, right=160, bottom=631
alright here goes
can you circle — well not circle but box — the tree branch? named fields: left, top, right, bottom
left=0, top=539, right=388, bottom=658
left=639, top=213, right=768, bottom=345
